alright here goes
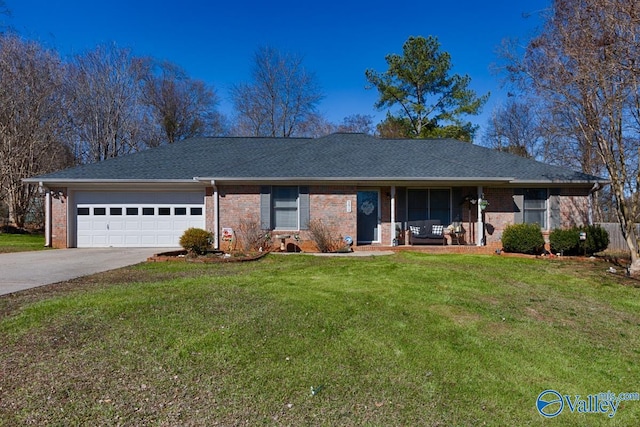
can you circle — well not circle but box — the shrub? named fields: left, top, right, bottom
left=179, top=228, right=212, bottom=255
left=549, top=225, right=610, bottom=256
left=236, top=215, right=272, bottom=252
left=580, top=224, right=610, bottom=255
left=549, top=228, right=581, bottom=255
left=501, top=223, right=545, bottom=255
left=308, top=219, right=344, bottom=253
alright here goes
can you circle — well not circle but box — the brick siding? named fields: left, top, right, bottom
left=50, top=188, right=68, bottom=249
left=49, top=184, right=593, bottom=251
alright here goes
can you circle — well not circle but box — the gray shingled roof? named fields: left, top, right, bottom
left=27, top=133, right=605, bottom=185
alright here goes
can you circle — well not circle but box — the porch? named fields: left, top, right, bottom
left=353, top=241, right=501, bottom=255
left=370, top=185, right=491, bottom=248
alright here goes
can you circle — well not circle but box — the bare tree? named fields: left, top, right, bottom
left=66, top=44, right=156, bottom=163
left=143, top=61, right=224, bottom=144
left=295, top=112, right=335, bottom=137
left=514, top=0, right=640, bottom=273
left=0, top=0, right=10, bottom=33
left=230, top=47, right=323, bottom=137
left=0, top=34, right=71, bottom=227
left=337, top=114, right=375, bottom=135
left=483, top=99, right=544, bottom=159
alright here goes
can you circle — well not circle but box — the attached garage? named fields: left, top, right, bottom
left=74, top=191, right=205, bottom=248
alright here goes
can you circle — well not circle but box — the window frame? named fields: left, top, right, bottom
left=271, top=186, right=300, bottom=230
left=523, top=188, right=548, bottom=229
left=406, top=188, right=452, bottom=224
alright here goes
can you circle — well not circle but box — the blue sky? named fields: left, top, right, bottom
left=8, top=0, right=549, bottom=140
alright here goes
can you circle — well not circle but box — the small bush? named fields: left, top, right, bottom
left=236, top=215, right=272, bottom=252
left=179, top=228, right=212, bottom=255
left=308, top=219, right=344, bottom=253
left=580, top=224, right=610, bottom=255
left=549, top=228, right=581, bottom=255
left=501, top=223, right=545, bottom=255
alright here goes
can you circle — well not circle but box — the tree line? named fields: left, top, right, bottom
left=0, top=29, right=487, bottom=227
left=0, top=35, right=228, bottom=226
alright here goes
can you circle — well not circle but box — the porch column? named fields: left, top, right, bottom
left=211, top=180, right=219, bottom=250
left=43, top=184, right=51, bottom=247
left=390, top=185, right=396, bottom=246
left=476, top=185, right=484, bottom=246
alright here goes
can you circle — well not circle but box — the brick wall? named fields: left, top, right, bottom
left=560, top=187, right=590, bottom=227
left=50, top=188, right=68, bottom=249
left=483, top=187, right=517, bottom=245
left=216, top=185, right=261, bottom=249
left=481, top=187, right=592, bottom=246
left=203, top=184, right=594, bottom=251
left=204, top=186, right=215, bottom=235
left=308, top=185, right=357, bottom=250
left=215, top=184, right=358, bottom=252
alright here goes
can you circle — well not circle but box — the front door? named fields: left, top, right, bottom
left=357, top=190, right=380, bottom=243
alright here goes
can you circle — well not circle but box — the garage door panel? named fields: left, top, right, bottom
left=75, top=191, right=204, bottom=205
left=75, top=191, right=205, bottom=248
left=156, top=220, right=172, bottom=230
left=141, top=221, right=157, bottom=230
left=108, top=235, right=124, bottom=245
left=125, top=220, right=141, bottom=230
left=77, top=235, right=91, bottom=246
left=140, top=235, right=157, bottom=245
left=108, top=220, right=124, bottom=231
left=125, top=235, right=141, bottom=245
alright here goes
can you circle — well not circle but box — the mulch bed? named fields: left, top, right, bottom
left=148, top=249, right=269, bottom=263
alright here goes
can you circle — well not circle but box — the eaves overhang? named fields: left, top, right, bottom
left=511, top=178, right=610, bottom=186
left=23, top=176, right=608, bottom=188
left=194, top=176, right=516, bottom=184
left=193, top=176, right=605, bottom=187
left=22, top=178, right=204, bottom=190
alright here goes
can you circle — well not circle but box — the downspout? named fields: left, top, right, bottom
left=390, top=186, right=396, bottom=246
left=588, top=182, right=602, bottom=225
left=477, top=186, right=484, bottom=246
left=211, top=180, right=219, bottom=250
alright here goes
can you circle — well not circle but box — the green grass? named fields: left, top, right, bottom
left=1, top=253, right=640, bottom=426
left=0, top=233, right=46, bottom=252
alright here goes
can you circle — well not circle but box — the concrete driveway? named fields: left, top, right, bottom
left=0, top=248, right=167, bottom=296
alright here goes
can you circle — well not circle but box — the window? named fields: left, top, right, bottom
left=77, top=208, right=90, bottom=215
left=142, top=207, right=154, bottom=216
left=524, top=189, right=547, bottom=228
left=158, top=207, right=171, bottom=216
left=407, top=189, right=451, bottom=224
left=126, top=207, right=138, bottom=216
left=408, top=190, right=428, bottom=221
left=190, top=207, right=202, bottom=215
left=110, top=207, right=122, bottom=215
left=175, top=207, right=187, bottom=215
left=94, top=207, right=106, bottom=215
left=272, top=186, right=298, bottom=229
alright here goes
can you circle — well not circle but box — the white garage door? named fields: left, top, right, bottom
left=75, top=191, right=205, bottom=248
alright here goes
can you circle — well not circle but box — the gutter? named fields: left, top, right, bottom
left=22, top=178, right=199, bottom=184
left=192, top=176, right=516, bottom=183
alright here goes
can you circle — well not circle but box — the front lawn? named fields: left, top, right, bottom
left=0, top=232, right=46, bottom=253
left=1, top=253, right=639, bottom=425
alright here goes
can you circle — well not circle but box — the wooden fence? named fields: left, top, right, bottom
left=595, top=223, right=640, bottom=252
